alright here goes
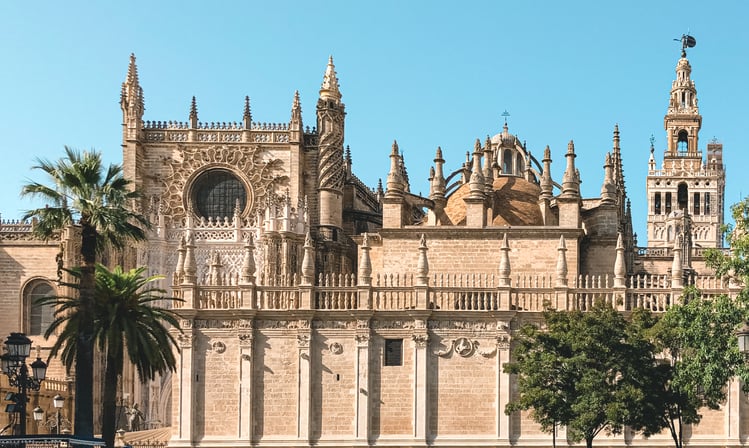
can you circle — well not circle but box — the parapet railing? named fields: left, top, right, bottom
left=173, top=272, right=741, bottom=313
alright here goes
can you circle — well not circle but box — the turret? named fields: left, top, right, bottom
left=120, top=53, right=144, bottom=140
left=558, top=140, right=581, bottom=228
left=316, top=56, right=346, bottom=231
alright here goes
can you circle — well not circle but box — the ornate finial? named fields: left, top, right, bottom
left=126, top=53, right=139, bottom=85
left=244, top=95, right=251, bottom=118
left=293, top=90, right=301, bottom=109
left=499, top=233, right=511, bottom=286
left=345, top=145, right=352, bottom=164
left=189, top=96, right=198, bottom=127
left=649, top=134, right=655, bottom=153
left=561, top=140, right=580, bottom=198
left=320, top=55, right=342, bottom=101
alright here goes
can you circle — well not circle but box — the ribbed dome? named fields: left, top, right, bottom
left=443, top=176, right=544, bottom=226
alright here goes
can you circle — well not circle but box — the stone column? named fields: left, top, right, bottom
left=412, top=319, right=429, bottom=442
left=297, top=325, right=312, bottom=442
left=496, top=332, right=511, bottom=442
left=172, top=326, right=195, bottom=445
left=354, top=319, right=371, bottom=442
left=238, top=331, right=254, bottom=440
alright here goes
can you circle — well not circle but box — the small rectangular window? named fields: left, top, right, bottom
left=665, top=192, right=672, bottom=214
left=654, top=193, right=661, bottom=215
left=384, top=339, right=403, bottom=366
left=694, top=192, right=700, bottom=215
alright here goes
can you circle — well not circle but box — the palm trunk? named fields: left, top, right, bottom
left=74, top=223, right=97, bottom=438
left=101, top=346, right=121, bottom=448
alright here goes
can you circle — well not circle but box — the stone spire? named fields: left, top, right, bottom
left=556, top=236, right=568, bottom=287
left=416, top=234, right=429, bottom=286
left=301, top=231, right=315, bottom=285
left=386, top=141, right=405, bottom=197
left=240, top=233, right=256, bottom=285
left=614, top=233, right=626, bottom=288
left=319, top=55, right=342, bottom=102
left=358, top=233, right=372, bottom=286
left=430, top=147, right=446, bottom=200
left=290, top=90, right=302, bottom=128
left=483, top=136, right=494, bottom=194
left=243, top=95, right=252, bottom=129
left=120, top=53, right=144, bottom=137
left=612, top=124, right=625, bottom=190
left=189, top=96, right=199, bottom=128
left=498, top=233, right=511, bottom=287
left=600, top=152, right=616, bottom=205
left=561, top=140, right=580, bottom=198
left=469, top=138, right=486, bottom=199
left=540, top=145, right=553, bottom=200
left=183, top=233, right=197, bottom=285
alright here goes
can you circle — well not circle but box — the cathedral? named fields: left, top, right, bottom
left=0, top=42, right=743, bottom=447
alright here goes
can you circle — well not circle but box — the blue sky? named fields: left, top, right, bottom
left=1, top=1, right=747, bottom=244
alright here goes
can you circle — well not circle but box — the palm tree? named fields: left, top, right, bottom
left=21, top=147, right=149, bottom=438
left=40, top=265, right=182, bottom=448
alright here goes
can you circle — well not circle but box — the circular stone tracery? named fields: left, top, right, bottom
left=191, top=169, right=248, bottom=219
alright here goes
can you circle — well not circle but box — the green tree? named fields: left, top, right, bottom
left=505, top=302, right=663, bottom=448
left=648, top=288, right=749, bottom=448
left=41, top=265, right=182, bottom=448
left=21, top=147, right=149, bottom=437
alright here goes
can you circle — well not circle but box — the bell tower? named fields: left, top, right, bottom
left=646, top=37, right=725, bottom=249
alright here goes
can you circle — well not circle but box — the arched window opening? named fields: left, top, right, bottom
left=25, top=281, right=55, bottom=336
left=515, top=153, right=523, bottom=175
left=677, top=130, right=689, bottom=153
left=665, top=192, right=672, bottom=214
left=693, top=192, right=700, bottom=215
left=502, top=149, right=513, bottom=174
left=705, top=192, right=711, bottom=215
left=677, top=183, right=688, bottom=211
left=654, top=193, right=662, bottom=215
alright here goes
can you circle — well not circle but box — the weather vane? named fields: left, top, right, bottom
left=675, top=33, right=696, bottom=56
left=501, top=110, right=510, bottom=126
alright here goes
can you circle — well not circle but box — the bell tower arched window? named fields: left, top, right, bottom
left=677, top=130, right=689, bottom=154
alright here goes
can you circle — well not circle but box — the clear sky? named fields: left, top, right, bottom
left=1, top=1, right=747, bottom=244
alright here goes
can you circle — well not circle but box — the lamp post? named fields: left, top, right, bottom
left=32, top=394, right=70, bottom=434
left=0, top=332, right=47, bottom=435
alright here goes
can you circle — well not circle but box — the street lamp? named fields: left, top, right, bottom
left=737, top=322, right=749, bottom=358
left=0, top=332, right=47, bottom=435
left=32, top=395, right=70, bottom=434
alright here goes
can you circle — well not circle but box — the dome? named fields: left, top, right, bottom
left=443, top=176, right=544, bottom=226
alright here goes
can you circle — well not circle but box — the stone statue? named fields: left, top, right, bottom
left=126, top=403, right=145, bottom=432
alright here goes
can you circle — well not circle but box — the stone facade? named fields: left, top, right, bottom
left=0, top=46, right=743, bottom=447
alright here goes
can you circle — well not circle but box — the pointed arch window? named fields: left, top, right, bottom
left=654, top=193, right=662, bottom=215
left=705, top=193, right=711, bottom=215
left=665, top=192, right=672, bottom=214
left=24, top=281, right=56, bottom=336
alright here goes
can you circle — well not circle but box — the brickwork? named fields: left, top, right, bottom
left=370, top=333, right=413, bottom=436
left=311, top=333, right=355, bottom=439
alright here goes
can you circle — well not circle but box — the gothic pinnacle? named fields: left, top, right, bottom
left=243, top=95, right=252, bottom=129
left=320, top=55, right=342, bottom=102
left=561, top=140, right=580, bottom=198
left=189, top=96, right=198, bottom=127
